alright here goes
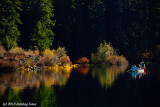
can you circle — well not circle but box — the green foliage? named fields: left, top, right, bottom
left=0, top=0, right=22, bottom=50
left=2, top=89, right=22, bottom=107
left=91, top=41, right=115, bottom=63
left=88, top=0, right=105, bottom=21
left=56, top=47, right=67, bottom=57
left=7, top=89, right=21, bottom=104
left=92, top=64, right=128, bottom=89
left=31, top=0, right=56, bottom=52
left=33, top=85, right=57, bottom=107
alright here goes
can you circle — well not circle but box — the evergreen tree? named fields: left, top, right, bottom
left=54, top=0, right=76, bottom=53
left=121, top=0, right=148, bottom=53
left=0, top=0, right=22, bottom=50
left=153, top=0, right=160, bottom=49
left=31, top=0, right=55, bottom=52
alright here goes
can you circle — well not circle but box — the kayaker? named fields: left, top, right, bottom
left=139, top=63, right=142, bottom=68
left=131, top=65, right=134, bottom=71
left=131, top=65, right=137, bottom=72
left=141, top=60, right=145, bottom=68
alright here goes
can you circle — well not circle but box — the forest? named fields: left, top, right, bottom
left=0, top=0, right=160, bottom=63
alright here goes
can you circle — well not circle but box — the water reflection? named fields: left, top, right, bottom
left=0, top=67, right=65, bottom=106
left=0, top=68, right=72, bottom=94
left=33, top=85, right=57, bottom=107
left=0, top=85, right=57, bottom=107
left=0, top=88, right=22, bottom=106
left=131, top=71, right=146, bottom=79
left=91, top=64, right=128, bottom=89
left=75, top=64, right=90, bottom=75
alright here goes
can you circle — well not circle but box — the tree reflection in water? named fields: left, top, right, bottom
left=0, top=68, right=72, bottom=107
left=91, top=64, right=128, bottom=89
left=75, top=64, right=90, bottom=75
left=33, top=85, right=57, bottom=107
left=0, top=85, right=57, bottom=107
left=0, top=68, right=72, bottom=94
left=0, top=88, right=21, bottom=107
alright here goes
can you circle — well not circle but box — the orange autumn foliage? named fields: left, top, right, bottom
left=0, top=46, right=6, bottom=58
left=107, top=55, right=128, bottom=65
left=75, top=66, right=90, bottom=75
left=59, top=56, right=72, bottom=65
left=0, top=59, right=11, bottom=68
left=76, top=57, right=90, bottom=64
left=24, top=49, right=39, bottom=57
left=15, top=54, right=25, bottom=60
left=142, top=52, right=153, bottom=59
left=0, top=59, right=20, bottom=69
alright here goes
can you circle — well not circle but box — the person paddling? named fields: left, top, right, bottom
left=139, top=60, right=145, bottom=68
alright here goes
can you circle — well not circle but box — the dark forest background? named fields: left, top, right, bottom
left=1, top=0, right=160, bottom=61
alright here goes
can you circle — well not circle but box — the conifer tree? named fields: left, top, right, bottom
left=31, top=0, right=55, bottom=52
left=0, top=0, right=22, bottom=50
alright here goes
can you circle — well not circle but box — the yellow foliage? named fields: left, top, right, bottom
left=59, top=56, right=72, bottom=65
left=91, top=64, right=128, bottom=89
left=43, top=49, right=53, bottom=60
left=34, top=50, right=39, bottom=56
left=44, top=66, right=52, bottom=70
left=36, top=80, right=40, bottom=88
left=9, top=47, right=25, bottom=54
left=45, top=77, right=54, bottom=87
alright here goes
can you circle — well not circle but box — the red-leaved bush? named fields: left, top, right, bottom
left=0, top=59, right=20, bottom=69
left=76, top=57, right=90, bottom=64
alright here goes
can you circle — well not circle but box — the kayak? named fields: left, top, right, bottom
left=131, top=66, right=145, bottom=74
left=137, top=68, right=144, bottom=73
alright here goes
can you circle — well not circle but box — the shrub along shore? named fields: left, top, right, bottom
left=91, top=41, right=128, bottom=65
left=0, top=46, right=73, bottom=71
left=0, top=41, right=128, bottom=71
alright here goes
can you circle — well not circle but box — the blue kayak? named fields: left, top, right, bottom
left=131, top=66, right=145, bottom=78
left=131, top=66, right=144, bottom=73
left=131, top=71, right=140, bottom=77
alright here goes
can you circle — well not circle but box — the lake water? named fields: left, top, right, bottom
left=0, top=64, right=160, bottom=107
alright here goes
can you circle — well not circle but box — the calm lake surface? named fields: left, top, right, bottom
left=0, top=64, right=160, bottom=107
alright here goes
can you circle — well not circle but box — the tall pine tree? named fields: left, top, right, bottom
left=0, top=0, right=22, bottom=50
left=31, top=0, right=55, bottom=52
